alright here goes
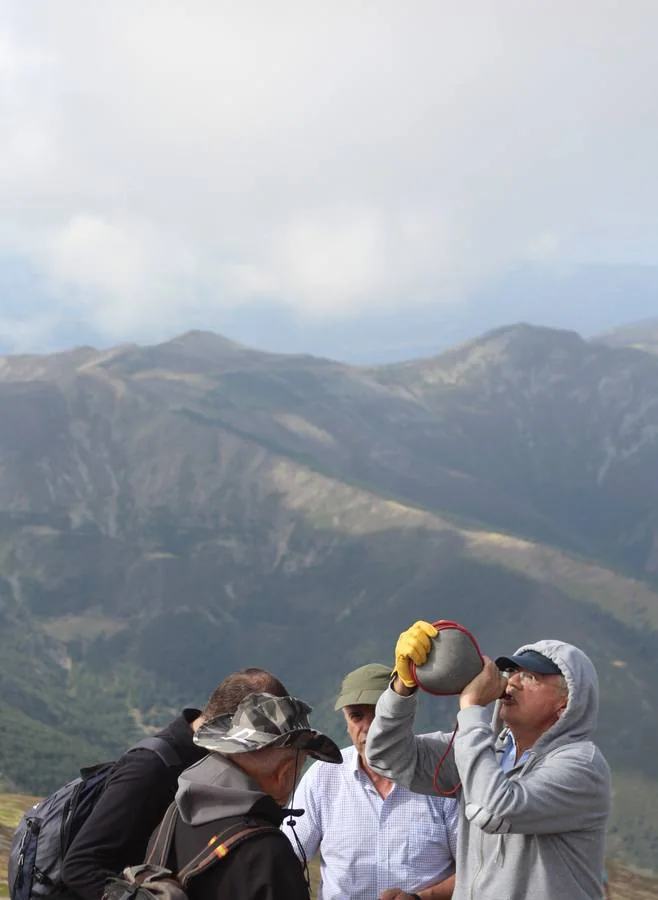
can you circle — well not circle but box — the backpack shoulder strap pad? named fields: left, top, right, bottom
left=130, top=737, right=182, bottom=768
left=146, top=803, right=180, bottom=868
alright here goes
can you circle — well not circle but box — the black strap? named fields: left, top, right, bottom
left=148, top=803, right=283, bottom=887
left=130, top=737, right=182, bottom=769
left=146, top=802, right=180, bottom=867
left=177, top=824, right=281, bottom=887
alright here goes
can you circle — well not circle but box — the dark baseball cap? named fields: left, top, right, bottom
left=194, top=692, right=342, bottom=763
left=495, top=649, right=562, bottom=676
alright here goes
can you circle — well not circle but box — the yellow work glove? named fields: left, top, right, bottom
left=394, top=620, right=438, bottom=688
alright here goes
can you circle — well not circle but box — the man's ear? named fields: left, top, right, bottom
left=275, top=754, right=296, bottom=786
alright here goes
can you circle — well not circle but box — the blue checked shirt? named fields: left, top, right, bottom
left=500, top=731, right=531, bottom=773
left=282, top=745, right=458, bottom=900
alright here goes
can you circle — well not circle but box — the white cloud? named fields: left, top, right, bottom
left=47, top=216, right=153, bottom=297
left=1, top=0, right=658, bottom=344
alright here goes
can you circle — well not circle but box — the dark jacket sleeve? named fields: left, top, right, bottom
left=62, top=750, right=176, bottom=900
left=190, top=832, right=309, bottom=900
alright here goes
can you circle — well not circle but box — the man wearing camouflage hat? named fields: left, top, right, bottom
left=167, top=689, right=342, bottom=900
left=283, top=664, right=458, bottom=900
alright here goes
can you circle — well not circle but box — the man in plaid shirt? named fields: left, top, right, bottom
left=283, top=664, right=457, bottom=900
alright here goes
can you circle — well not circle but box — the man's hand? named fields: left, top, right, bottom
left=394, top=620, right=438, bottom=690
left=381, top=874, right=455, bottom=899
left=460, top=656, right=507, bottom=709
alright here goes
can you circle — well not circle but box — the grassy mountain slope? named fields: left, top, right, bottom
left=1, top=326, right=658, bottom=867
left=4, top=325, right=658, bottom=571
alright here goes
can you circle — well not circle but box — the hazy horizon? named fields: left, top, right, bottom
left=2, top=2, right=658, bottom=360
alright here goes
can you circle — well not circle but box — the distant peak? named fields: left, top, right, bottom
left=476, top=322, right=584, bottom=344
left=432, top=322, right=586, bottom=365
left=164, top=330, right=248, bottom=352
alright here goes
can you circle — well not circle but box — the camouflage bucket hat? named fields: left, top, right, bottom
left=193, top=692, right=342, bottom=764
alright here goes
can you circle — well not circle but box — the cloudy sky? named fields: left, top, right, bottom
left=1, top=1, right=658, bottom=357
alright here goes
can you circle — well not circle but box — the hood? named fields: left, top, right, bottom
left=512, top=639, right=599, bottom=752
left=175, top=752, right=268, bottom=826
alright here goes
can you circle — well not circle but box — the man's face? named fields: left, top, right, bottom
left=342, top=704, right=376, bottom=757
left=500, top=669, right=568, bottom=733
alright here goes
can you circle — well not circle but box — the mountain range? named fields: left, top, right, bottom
left=4, top=261, right=658, bottom=364
left=1, top=321, right=657, bottom=867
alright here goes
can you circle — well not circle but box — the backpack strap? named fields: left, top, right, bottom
left=131, top=737, right=182, bottom=769
left=146, top=802, right=180, bottom=867
left=177, top=824, right=281, bottom=888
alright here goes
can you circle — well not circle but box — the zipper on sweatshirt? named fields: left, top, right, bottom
left=470, top=828, right=485, bottom=900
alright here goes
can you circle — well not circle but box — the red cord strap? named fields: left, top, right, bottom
left=409, top=620, right=485, bottom=797
left=432, top=724, right=461, bottom=797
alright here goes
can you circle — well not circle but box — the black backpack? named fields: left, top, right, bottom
left=102, top=802, right=279, bottom=900
left=8, top=737, right=181, bottom=900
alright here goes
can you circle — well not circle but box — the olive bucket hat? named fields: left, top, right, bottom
left=334, top=663, right=393, bottom=710
left=193, top=691, right=342, bottom=764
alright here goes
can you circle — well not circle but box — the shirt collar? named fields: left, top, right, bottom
left=349, top=745, right=362, bottom=776
left=503, top=730, right=533, bottom=763
left=346, top=745, right=375, bottom=782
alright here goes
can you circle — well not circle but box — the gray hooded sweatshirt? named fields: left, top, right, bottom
left=365, top=640, right=611, bottom=900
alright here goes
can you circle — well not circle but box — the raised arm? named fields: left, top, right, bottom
left=365, top=685, right=459, bottom=795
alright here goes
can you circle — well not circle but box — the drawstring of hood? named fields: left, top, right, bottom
left=519, top=753, right=535, bottom=778
left=490, top=748, right=536, bottom=866
left=493, top=833, right=506, bottom=867
left=283, top=750, right=311, bottom=895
